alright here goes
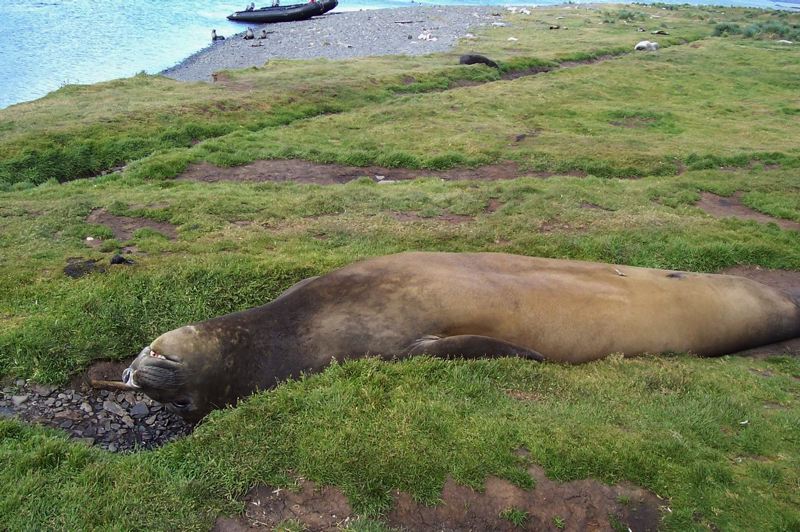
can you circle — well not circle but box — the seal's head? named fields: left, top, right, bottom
left=123, top=325, right=226, bottom=422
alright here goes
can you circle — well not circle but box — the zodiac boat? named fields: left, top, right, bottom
left=227, top=0, right=337, bottom=23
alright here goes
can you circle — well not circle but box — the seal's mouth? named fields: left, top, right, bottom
left=122, top=346, right=185, bottom=393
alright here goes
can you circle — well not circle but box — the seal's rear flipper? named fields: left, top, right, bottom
left=408, top=335, right=545, bottom=361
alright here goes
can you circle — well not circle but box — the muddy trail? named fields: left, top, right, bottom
left=213, top=463, right=663, bottom=532
left=696, top=192, right=800, bottom=232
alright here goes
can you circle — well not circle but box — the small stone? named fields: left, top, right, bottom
left=60, top=420, right=74, bottom=429
left=130, top=403, right=149, bottom=418
left=110, top=423, right=121, bottom=430
left=72, top=393, right=82, bottom=401
left=11, top=395, right=29, bottom=407
left=45, top=398, right=56, bottom=407
left=100, top=390, right=109, bottom=398
left=121, top=415, right=134, bottom=428
left=84, top=426, right=97, bottom=437
left=57, top=393, right=67, bottom=399
left=116, top=393, right=125, bottom=403
left=150, top=404, right=162, bottom=412
left=31, top=384, right=56, bottom=396
left=81, top=402, right=93, bottom=413
left=78, top=438, right=95, bottom=446
left=145, top=415, right=157, bottom=425
left=124, top=392, right=136, bottom=404
left=15, top=379, right=25, bottom=387
left=103, top=400, right=126, bottom=417
left=55, top=401, right=62, bottom=407
left=108, top=443, right=118, bottom=452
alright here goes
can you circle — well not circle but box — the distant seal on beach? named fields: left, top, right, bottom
left=459, top=54, right=499, bottom=69
left=122, top=252, right=800, bottom=421
left=212, top=29, right=225, bottom=42
left=244, top=28, right=255, bottom=40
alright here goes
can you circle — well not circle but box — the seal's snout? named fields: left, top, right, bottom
left=121, top=367, right=137, bottom=388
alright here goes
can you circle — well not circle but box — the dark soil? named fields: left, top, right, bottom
left=87, top=208, right=178, bottom=241
left=696, top=192, right=800, bottom=231
left=212, top=466, right=662, bottom=532
left=178, top=160, right=522, bottom=184
left=0, top=359, right=191, bottom=452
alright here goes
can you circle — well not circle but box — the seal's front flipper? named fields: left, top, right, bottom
left=407, top=335, right=545, bottom=362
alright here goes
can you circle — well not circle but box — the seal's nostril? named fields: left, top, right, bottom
left=122, top=367, right=132, bottom=383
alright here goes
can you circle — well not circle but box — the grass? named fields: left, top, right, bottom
left=501, top=507, right=530, bottom=527
left=1, top=3, right=799, bottom=531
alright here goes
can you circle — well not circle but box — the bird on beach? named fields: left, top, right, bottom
left=259, top=29, right=268, bottom=39
left=211, top=29, right=225, bottom=42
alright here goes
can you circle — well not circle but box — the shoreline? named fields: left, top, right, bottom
left=160, top=5, right=514, bottom=82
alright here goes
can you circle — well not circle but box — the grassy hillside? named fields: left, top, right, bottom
left=1, top=4, right=799, bottom=531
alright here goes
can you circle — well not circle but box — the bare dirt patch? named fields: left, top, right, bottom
left=486, top=199, right=504, bottom=213
left=214, top=468, right=662, bottom=531
left=87, top=209, right=178, bottom=241
left=179, top=160, right=524, bottom=184
left=722, top=265, right=800, bottom=358
left=696, top=192, right=800, bottom=231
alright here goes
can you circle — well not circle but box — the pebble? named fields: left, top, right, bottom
left=103, top=400, right=127, bottom=418
left=130, top=403, right=149, bottom=418
left=12, top=395, right=29, bottom=406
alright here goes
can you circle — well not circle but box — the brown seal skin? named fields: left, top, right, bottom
left=123, top=252, right=800, bottom=421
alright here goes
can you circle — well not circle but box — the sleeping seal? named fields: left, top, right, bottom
left=122, top=252, right=800, bottom=421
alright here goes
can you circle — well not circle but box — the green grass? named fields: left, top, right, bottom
left=501, top=507, right=530, bottom=527
left=1, top=3, right=800, bottom=531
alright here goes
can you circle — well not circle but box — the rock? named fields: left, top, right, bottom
left=121, top=415, right=135, bottom=428
left=31, top=384, right=56, bottom=396
left=145, top=415, right=157, bottom=425
left=11, top=395, right=29, bottom=407
left=110, top=254, right=134, bottom=266
left=459, top=53, right=499, bottom=69
left=0, top=406, right=15, bottom=418
left=45, top=398, right=56, bottom=407
left=81, top=402, right=93, bottom=413
left=108, top=443, right=118, bottom=453
left=15, top=379, right=25, bottom=387
left=57, top=393, right=67, bottom=399
left=103, top=400, right=126, bottom=417
left=130, top=403, right=149, bottom=418
left=60, top=420, right=74, bottom=429
left=635, top=40, right=659, bottom=51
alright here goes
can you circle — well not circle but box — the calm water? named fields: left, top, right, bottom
left=0, top=0, right=797, bottom=109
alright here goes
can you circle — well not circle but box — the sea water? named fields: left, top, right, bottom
left=0, top=0, right=797, bottom=109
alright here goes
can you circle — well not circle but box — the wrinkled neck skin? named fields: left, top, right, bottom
left=126, top=299, right=302, bottom=423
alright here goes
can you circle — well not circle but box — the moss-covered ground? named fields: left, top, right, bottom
left=1, top=4, right=799, bottom=530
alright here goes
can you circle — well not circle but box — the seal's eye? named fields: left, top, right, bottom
left=172, top=399, right=190, bottom=409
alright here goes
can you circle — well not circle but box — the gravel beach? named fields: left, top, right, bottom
left=162, top=5, right=511, bottom=82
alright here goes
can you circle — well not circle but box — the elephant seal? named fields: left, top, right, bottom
left=122, top=252, right=800, bottom=421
